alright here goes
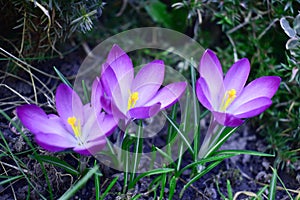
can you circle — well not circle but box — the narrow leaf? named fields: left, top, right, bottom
left=59, top=165, right=99, bottom=200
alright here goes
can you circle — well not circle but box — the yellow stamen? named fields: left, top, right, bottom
left=220, top=89, right=237, bottom=111
left=67, top=116, right=81, bottom=137
left=127, top=91, right=139, bottom=110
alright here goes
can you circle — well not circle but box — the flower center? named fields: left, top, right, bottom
left=67, top=116, right=81, bottom=138
left=127, top=91, right=139, bottom=110
left=220, top=89, right=237, bottom=111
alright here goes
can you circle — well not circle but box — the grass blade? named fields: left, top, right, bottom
left=131, top=120, right=143, bottom=181
left=33, top=155, right=79, bottom=175
left=163, top=112, right=194, bottom=154
left=53, top=66, right=72, bottom=87
left=168, top=176, right=177, bottom=200
left=176, top=154, right=233, bottom=177
left=214, top=150, right=274, bottom=157
left=94, top=161, right=101, bottom=200
left=59, top=165, right=99, bottom=200
left=268, top=167, right=277, bottom=200
left=159, top=170, right=167, bottom=199
left=100, top=176, right=119, bottom=200
left=204, top=126, right=239, bottom=158
left=179, top=160, right=223, bottom=198
left=129, top=168, right=174, bottom=189
left=227, top=180, right=233, bottom=200
left=82, top=79, right=90, bottom=103
left=0, top=175, right=24, bottom=185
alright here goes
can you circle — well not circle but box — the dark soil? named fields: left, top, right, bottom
left=0, top=51, right=299, bottom=200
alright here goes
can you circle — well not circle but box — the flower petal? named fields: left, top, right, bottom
left=16, top=104, right=74, bottom=138
left=128, top=103, right=161, bottom=119
left=223, top=58, right=250, bottom=95
left=56, top=84, right=84, bottom=125
left=85, top=112, right=117, bottom=142
left=196, top=77, right=213, bottom=110
left=199, top=50, right=224, bottom=108
left=91, top=77, right=103, bottom=114
left=35, top=132, right=77, bottom=152
left=101, top=65, right=126, bottom=113
left=229, top=76, right=280, bottom=110
left=105, top=44, right=133, bottom=96
left=212, top=111, right=244, bottom=127
left=232, top=97, right=272, bottom=118
left=73, top=138, right=107, bottom=155
left=131, top=60, right=165, bottom=106
left=100, top=96, right=112, bottom=114
left=144, top=82, right=187, bottom=109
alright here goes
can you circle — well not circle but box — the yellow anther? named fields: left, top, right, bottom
left=228, top=89, right=236, bottom=99
left=220, top=89, right=237, bottom=111
left=127, top=91, right=139, bottom=110
left=67, top=116, right=81, bottom=137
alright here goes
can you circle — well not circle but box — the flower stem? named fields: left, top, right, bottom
left=198, top=116, right=221, bottom=159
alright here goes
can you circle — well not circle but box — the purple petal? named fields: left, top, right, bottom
left=196, top=78, right=213, bottom=110
left=56, top=84, right=84, bottom=125
left=35, top=132, right=76, bottom=152
left=110, top=101, right=128, bottom=120
left=212, top=111, right=244, bottom=127
left=232, top=97, right=272, bottom=118
left=91, top=77, right=103, bottom=114
left=73, top=138, right=107, bottom=155
left=128, top=103, right=161, bottom=119
left=101, top=63, right=117, bottom=97
left=229, top=76, right=280, bottom=110
left=144, top=82, right=187, bottom=109
left=98, top=113, right=118, bottom=137
left=223, top=58, right=250, bottom=96
left=105, top=45, right=134, bottom=93
left=199, top=50, right=225, bottom=107
left=101, top=66, right=126, bottom=113
left=86, top=113, right=117, bottom=142
left=16, top=104, right=74, bottom=139
left=131, top=60, right=165, bottom=106
left=100, top=96, right=112, bottom=114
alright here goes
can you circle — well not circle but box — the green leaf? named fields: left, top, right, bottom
left=0, top=175, right=24, bottom=185
left=163, top=112, right=194, bottom=154
left=204, top=126, right=239, bottom=158
left=131, top=120, right=143, bottom=182
left=159, top=171, right=167, bottom=199
left=145, top=0, right=188, bottom=32
left=129, top=168, right=174, bottom=189
left=168, top=176, right=177, bottom=200
left=100, top=176, right=119, bottom=200
left=214, top=150, right=274, bottom=157
left=227, top=180, right=233, bottom=200
left=268, top=168, right=277, bottom=200
left=54, top=66, right=72, bottom=88
left=176, top=154, right=233, bottom=177
left=33, top=155, right=80, bottom=176
left=94, top=161, right=101, bottom=200
left=59, top=165, right=99, bottom=200
left=145, top=0, right=172, bottom=28
left=179, top=160, right=223, bottom=198
left=131, top=194, right=142, bottom=200
left=251, top=185, right=268, bottom=200
left=82, top=79, right=90, bottom=103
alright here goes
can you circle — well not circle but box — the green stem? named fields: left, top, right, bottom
left=197, top=117, right=221, bottom=159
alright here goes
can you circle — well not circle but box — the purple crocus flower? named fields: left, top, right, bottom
left=100, top=44, right=187, bottom=121
left=196, top=49, right=281, bottom=127
left=16, top=80, right=117, bottom=155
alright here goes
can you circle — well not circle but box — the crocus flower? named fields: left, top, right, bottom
left=16, top=80, right=117, bottom=155
left=100, top=44, right=187, bottom=121
left=196, top=49, right=281, bottom=127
